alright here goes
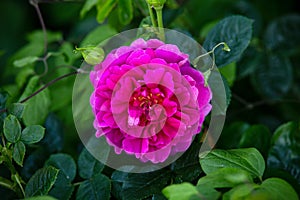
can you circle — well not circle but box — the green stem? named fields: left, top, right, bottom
left=12, top=174, right=25, bottom=197
left=0, top=176, right=15, bottom=192
left=193, top=42, right=230, bottom=69
left=154, top=6, right=165, bottom=41
left=147, top=4, right=157, bottom=27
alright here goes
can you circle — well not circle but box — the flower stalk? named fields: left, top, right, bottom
left=145, top=0, right=166, bottom=41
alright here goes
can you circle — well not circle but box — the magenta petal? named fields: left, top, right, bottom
left=122, top=138, right=149, bottom=153
left=130, top=38, right=147, bottom=48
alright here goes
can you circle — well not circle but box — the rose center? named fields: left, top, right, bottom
left=128, top=84, right=164, bottom=126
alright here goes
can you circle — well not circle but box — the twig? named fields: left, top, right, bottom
left=0, top=71, right=79, bottom=114
left=30, top=0, right=48, bottom=55
left=20, top=71, right=79, bottom=103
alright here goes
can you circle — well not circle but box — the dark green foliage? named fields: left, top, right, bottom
left=0, top=0, right=299, bottom=199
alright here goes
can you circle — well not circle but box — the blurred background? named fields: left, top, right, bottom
left=0, top=0, right=299, bottom=198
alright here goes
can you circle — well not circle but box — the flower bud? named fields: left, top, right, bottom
left=146, top=0, right=166, bottom=8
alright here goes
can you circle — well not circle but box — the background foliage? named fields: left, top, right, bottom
left=0, top=0, right=300, bottom=199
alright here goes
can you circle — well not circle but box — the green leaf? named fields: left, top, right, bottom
left=24, top=196, right=58, bottom=200
left=222, top=183, right=259, bottom=200
left=21, top=147, right=49, bottom=180
left=80, top=0, right=98, bottom=18
left=203, top=15, right=253, bottom=67
left=76, top=174, right=111, bottom=200
left=3, top=114, right=21, bottom=143
left=217, top=121, right=250, bottom=149
left=163, top=182, right=220, bottom=200
left=238, top=125, right=271, bottom=158
left=25, top=166, right=59, bottom=197
left=27, top=30, right=62, bottom=44
left=10, top=30, right=62, bottom=65
left=264, top=14, right=300, bottom=53
left=45, top=154, right=76, bottom=182
left=170, top=141, right=202, bottom=183
left=19, top=76, right=51, bottom=126
left=0, top=91, right=8, bottom=130
left=200, top=148, right=265, bottom=179
left=219, top=62, right=236, bottom=86
left=267, top=121, right=300, bottom=187
left=162, top=183, right=199, bottom=200
left=80, top=25, right=117, bottom=47
left=40, top=114, right=63, bottom=153
left=21, top=125, right=45, bottom=144
left=7, top=103, right=25, bottom=119
left=96, top=0, right=117, bottom=24
left=251, top=54, right=292, bottom=99
left=197, top=168, right=253, bottom=189
left=15, top=68, right=35, bottom=89
left=111, top=169, right=171, bottom=200
left=78, top=148, right=105, bottom=179
left=48, top=171, right=74, bottom=200
left=118, top=0, right=133, bottom=25
left=13, top=141, right=26, bottom=166
left=75, top=46, right=105, bottom=65
left=236, top=46, right=261, bottom=79
left=259, top=178, right=298, bottom=200
left=13, top=56, right=39, bottom=68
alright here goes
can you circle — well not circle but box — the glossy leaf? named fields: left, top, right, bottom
left=118, top=0, right=133, bottom=25
left=170, top=141, right=202, bottom=183
left=45, top=153, right=76, bottom=182
left=13, top=141, right=26, bottom=166
left=0, top=91, right=8, bottom=130
left=41, top=113, right=63, bottom=153
left=21, top=147, right=49, bottom=181
left=112, top=169, right=171, bottom=200
left=222, top=183, right=259, bottom=200
left=251, top=54, right=292, bottom=99
left=80, top=25, right=117, bottom=47
left=78, top=148, right=105, bottom=179
left=96, top=0, right=117, bottom=24
left=21, top=125, right=45, bottom=144
left=197, top=168, right=253, bottom=189
left=25, top=166, right=59, bottom=197
left=48, top=171, right=74, bottom=200
left=7, top=103, right=25, bottom=119
left=200, top=148, right=265, bottom=179
left=13, top=56, right=39, bottom=68
left=76, top=174, right=111, bottom=200
left=259, top=178, right=298, bottom=200
left=80, top=0, right=98, bottom=18
left=19, top=76, right=51, bottom=126
left=219, top=62, right=236, bottom=86
left=203, top=15, right=253, bottom=67
left=162, top=183, right=199, bottom=200
left=217, top=121, right=250, bottom=149
left=3, top=114, right=21, bottom=143
left=267, top=121, right=300, bottom=187
left=24, top=196, right=58, bottom=200
left=239, top=125, right=271, bottom=158
left=264, top=14, right=300, bottom=52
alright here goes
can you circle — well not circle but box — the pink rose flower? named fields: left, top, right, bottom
left=90, top=38, right=212, bottom=163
